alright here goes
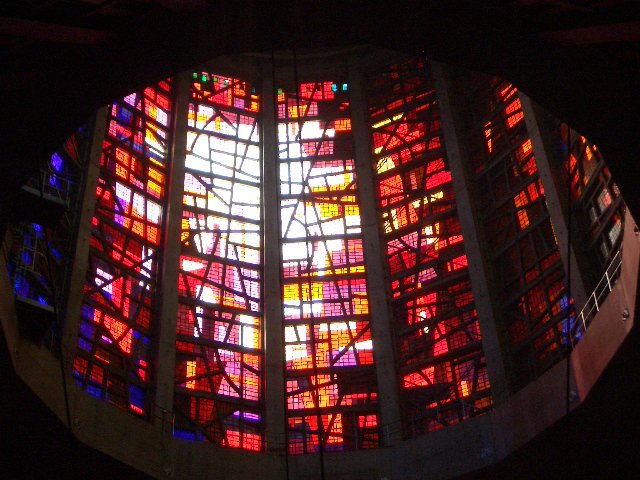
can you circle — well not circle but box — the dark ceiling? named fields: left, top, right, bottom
left=1, top=0, right=640, bottom=221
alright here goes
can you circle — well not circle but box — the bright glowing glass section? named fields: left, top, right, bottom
left=278, top=81, right=379, bottom=453
left=368, top=58, right=492, bottom=435
left=73, top=80, right=173, bottom=415
left=172, top=72, right=263, bottom=451
left=469, top=78, right=573, bottom=387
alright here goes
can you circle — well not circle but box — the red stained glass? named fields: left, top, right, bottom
left=173, top=72, right=263, bottom=450
left=278, top=80, right=380, bottom=453
left=468, top=76, right=572, bottom=387
left=74, top=79, right=174, bottom=416
left=368, top=58, right=492, bottom=437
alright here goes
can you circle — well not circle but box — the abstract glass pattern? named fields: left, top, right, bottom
left=466, top=77, right=573, bottom=387
left=368, top=58, right=491, bottom=436
left=561, top=127, right=625, bottom=278
left=73, top=80, right=174, bottom=416
left=278, top=81, right=379, bottom=453
left=172, top=72, right=263, bottom=451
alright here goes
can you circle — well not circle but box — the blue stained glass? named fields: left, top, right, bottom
left=81, top=304, right=94, bottom=320
left=174, top=429, right=197, bottom=441
left=242, top=412, right=260, bottom=422
left=51, top=152, right=64, bottom=172
left=86, top=384, right=103, bottom=399
left=560, top=294, right=570, bottom=310
left=78, top=338, right=92, bottom=351
left=129, top=384, right=145, bottom=408
left=80, top=320, right=95, bottom=338
left=22, top=251, right=32, bottom=265
left=117, top=106, right=133, bottom=124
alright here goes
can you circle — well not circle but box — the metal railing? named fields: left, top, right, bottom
left=570, top=249, right=623, bottom=344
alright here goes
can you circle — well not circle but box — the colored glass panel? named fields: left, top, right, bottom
left=278, top=81, right=379, bottom=453
left=368, top=58, right=492, bottom=436
left=466, top=77, right=573, bottom=387
left=172, top=72, right=263, bottom=451
left=73, top=80, right=174, bottom=416
left=8, top=128, right=90, bottom=343
left=561, top=127, right=624, bottom=277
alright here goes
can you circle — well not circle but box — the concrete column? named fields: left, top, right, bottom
left=519, top=94, right=589, bottom=312
left=261, top=63, right=287, bottom=453
left=62, top=106, right=108, bottom=363
left=348, top=61, right=403, bottom=445
left=430, top=62, right=511, bottom=403
left=152, top=72, right=191, bottom=430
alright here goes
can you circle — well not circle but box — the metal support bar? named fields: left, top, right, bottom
left=62, top=106, right=108, bottom=364
left=348, top=59, right=403, bottom=446
left=262, top=63, right=287, bottom=453
left=153, top=72, right=191, bottom=430
left=430, top=62, right=511, bottom=403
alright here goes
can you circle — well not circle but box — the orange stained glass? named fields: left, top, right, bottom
left=278, top=80, right=379, bottom=453
left=173, top=71, right=263, bottom=450
left=368, top=57, right=492, bottom=437
left=74, top=79, right=174, bottom=417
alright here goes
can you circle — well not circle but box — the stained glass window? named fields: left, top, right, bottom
left=278, top=81, right=379, bottom=453
left=560, top=127, right=624, bottom=278
left=73, top=80, right=174, bottom=415
left=368, top=58, right=492, bottom=436
left=172, top=72, right=263, bottom=451
left=466, top=77, right=573, bottom=387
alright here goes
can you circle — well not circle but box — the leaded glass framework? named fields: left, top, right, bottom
left=367, top=58, right=492, bottom=436
left=278, top=81, right=380, bottom=453
left=172, top=72, right=263, bottom=451
left=36, top=52, right=627, bottom=459
left=73, top=80, right=174, bottom=415
left=560, top=127, right=625, bottom=282
left=464, top=77, right=573, bottom=387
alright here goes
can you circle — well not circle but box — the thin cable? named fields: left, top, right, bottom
left=565, top=124, right=573, bottom=422
left=44, top=227, right=73, bottom=430
left=292, top=47, right=326, bottom=480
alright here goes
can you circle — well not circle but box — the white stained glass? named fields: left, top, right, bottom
left=195, top=284, right=219, bottom=304
left=95, top=268, right=113, bottom=295
left=194, top=306, right=203, bottom=338
left=182, top=258, right=205, bottom=272
left=115, top=182, right=132, bottom=204
left=195, top=105, right=215, bottom=130
left=238, top=122, right=259, bottom=142
left=146, top=200, right=161, bottom=224
left=210, top=135, right=237, bottom=155
left=185, top=154, right=211, bottom=173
